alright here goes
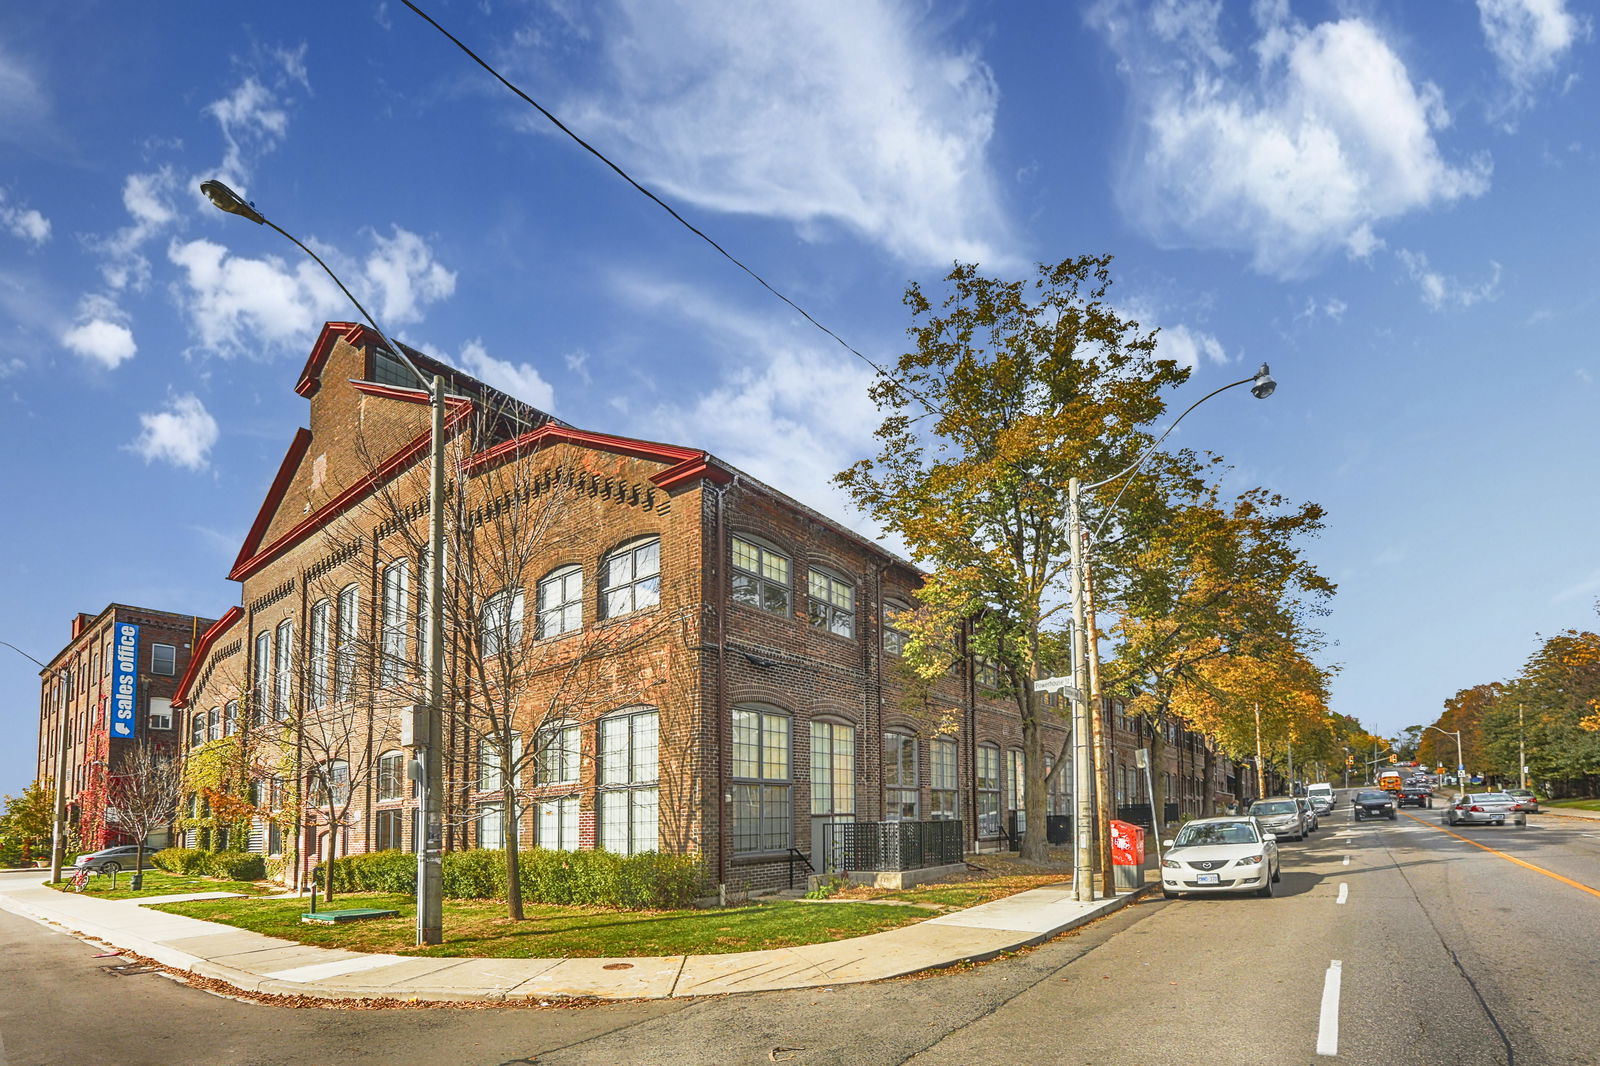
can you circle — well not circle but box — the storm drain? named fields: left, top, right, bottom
left=101, top=962, right=161, bottom=977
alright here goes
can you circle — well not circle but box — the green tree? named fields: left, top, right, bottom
left=837, top=255, right=1188, bottom=862
left=0, top=778, right=57, bottom=865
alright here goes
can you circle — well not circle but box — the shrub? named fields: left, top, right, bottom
left=151, top=847, right=207, bottom=875
left=204, top=851, right=266, bottom=881
left=310, top=850, right=417, bottom=894
left=512, top=848, right=704, bottom=909
left=442, top=848, right=505, bottom=899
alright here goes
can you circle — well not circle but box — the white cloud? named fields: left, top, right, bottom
left=1092, top=0, right=1489, bottom=276
left=1156, top=323, right=1229, bottom=370
left=1478, top=0, right=1591, bottom=113
left=535, top=0, right=1013, bottom=267
left=206, top=77, right=290, bottom=181
left=0, top=42, right=52, bottom=146
left=1396, top=249, right=1502, bottom=310
left=61, top=294, right=137, bottom=369
left=169, top=227, right=454, bottom=357
left=457, top=339, right=557, bottom=411
left=131, top=393, right=219, bottom=471
left=564, top=348, right=593, bottom=386
left=95, top=168, right=181, bottom=291
left=0, top=191, right=50, bottom=245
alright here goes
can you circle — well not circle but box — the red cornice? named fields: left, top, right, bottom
left=296, top=322, right=381, bottom=398
left=171, top=606, right=243, bottom=709
left=652, top=455, right=733, bottom=490
left=230, top=428, right=313, bottom=577
left=228, top=401, right=475, bottom=582
left=350, top=380, right=429, bottom=404
left=461, top=423, right=727, bottom=488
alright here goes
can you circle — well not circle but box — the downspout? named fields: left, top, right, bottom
left=714, top=484, right=728, bottom=887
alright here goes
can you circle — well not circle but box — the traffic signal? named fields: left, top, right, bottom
left=1346, top=754, right=1354, bottom=768
left=1388, top=753, right=1398, bottom=763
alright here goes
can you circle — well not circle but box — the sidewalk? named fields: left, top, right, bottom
left=0, top=869, right=1143, bottom=1003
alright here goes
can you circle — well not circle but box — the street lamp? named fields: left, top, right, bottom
left=4, top=641, right=70, bottom=883
left=1067, top=364, right=1276, bottom=899
left=1425, top=725, right=1465, bottom=795
left=200, top=179, right=448, bottom=946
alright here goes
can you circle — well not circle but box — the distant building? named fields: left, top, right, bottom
left=35, top=604, right=214, bottom=851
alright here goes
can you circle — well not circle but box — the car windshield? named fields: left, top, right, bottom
left=1473, top=794, right=1514, bottom=803
left=1505, top=789, right=1533, bottom=796
left=1250, top=801, right=1297, bottom=815
left=1173, top=821, right=1259, bottom=847
left=1356, top=791, right=1388, bottom=802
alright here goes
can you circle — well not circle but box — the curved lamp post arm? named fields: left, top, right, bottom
left=1085, top=365, right=1274, bottom=543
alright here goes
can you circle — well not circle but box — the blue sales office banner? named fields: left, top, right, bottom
left=110, top=622, right=140, bottom=740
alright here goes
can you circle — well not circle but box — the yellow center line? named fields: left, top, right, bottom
left=1402, top=811, right=1600, bottom=900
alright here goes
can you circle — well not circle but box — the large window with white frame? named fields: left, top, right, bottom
left=253, top=630, right=271, bottom=719
left=884, top=731, right=918, bottom=820
left=380, top=560, right=409, bottom=685
left=478, top=802, right=505, bottom=849
left=976, top=744, right=1001, bottom=837
left=377, top=751, right=405, bottom=803
left=148, top=696, right=172, bottom=731
left=335, top=585, right=358, bottom=703
left=207, top=706, right=221, bottom=742
left=597, top=707, right=659, bottom=854
left=1045, top=753, right=1070, bottom=816
left=309, top=598, right=331, bottom=708
left=151, top=643, right=176, bottom=676
left=809, top=719, right=855, bottom=817
left=600, top=537, right=660, bottom=618
left=807, top=567, right=855, bottom=638
left=881, top=601, right=909, bottom=657
left=273, top=619, right=292, bottom=720
left=374, top=808, right=404, bottom=851
left=536, top=719, right=579, bottom=786
left=537, top=565, right=583, bottom=638
left=479, top=733, right=521, bottom=792
left=731, top=536, right=791, bottom=615
left=190, top=711, right=206, bottom=748
left=732, top=705, right=791, bottom=852
left=930, top=737, right=959, bottom=820
left=223, top=699, right=238, bottom=737
left=1006, top=749, right=1025, bottom=824
left=480, top=587, right=524, bottom=659
left=536, top=795, right=580, bottom=851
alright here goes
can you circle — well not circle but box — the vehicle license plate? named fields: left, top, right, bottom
left=1490, top=817, right=1503, bottom=824
left=1196, top=873, right=1220, bottom=885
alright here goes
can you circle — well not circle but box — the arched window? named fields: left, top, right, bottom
left=807, top=566, right=855, bottom=638
left=190, top=711, right=207, bottom=748
left=480, top=587, right=525, bottom=658
left=537, top=565, right=583, bottom=638
left=731, top=535, right=791, bottom=615
left=1007, top=749, right=1025, bottom=824
left=380, top=560, right=409, bottom=686
left=309, top=598, right=331, bottom=709
left=733, top=705, right=792, bottom=852
left=597, top=706, right=659, bottom=854
left=600, top=537, right=660, bottom=618
left=313, top=759, right=350, bottom=806
left=883, top=731, right=918, bottom=820
left=253, top=630, right=272, bottom=716
left=976, top=744, right=1001, bottom=837
left=274, top=619, right=292, bottom=719
left=334, top=585, right=359, bottom=703
left=207, top=706, right=222, bottom=742
left=223, top=699, right=238, bottom=737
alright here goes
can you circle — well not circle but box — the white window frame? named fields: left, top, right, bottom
left=273, top=619, right=292, bottom=720
left=807, top=567, right=855, bottom=638
left=480, top=587, right=525, bottom=659
left=148, top=696, right=173, bottom=731
left=809, top=719, right=855, bottom=817
left=377, top=750, right=405, bottom=803
left=600, top=537, right=661, bottom=619
left=597, top=707, right=659, bottom=855
left=976, top=744, right=1001, bottom=837
left=537, top=565, right=584, bottom=638
left=309, top=598, right=331, bottom=709
left=931, top=737, right=958, bottom=821
left=335, top=585, right=359, bottom=703
left=381, top=560, right=409, bottom=686
left=884, top=731, right=919, bottom=821
left=536, top=719, right=580, bottom=786
left=882, top=600, right=909, bottom=657
left=536, top=795, right=580, bottom=852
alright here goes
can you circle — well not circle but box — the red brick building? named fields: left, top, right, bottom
left=172, top=322, right=1235, bottom=891
left=34, top=604, right=213, bottom=851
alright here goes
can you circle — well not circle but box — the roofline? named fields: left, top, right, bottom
left=41, top=604, right=219, bottom=674
left=171, top=606, right=245, bottom=709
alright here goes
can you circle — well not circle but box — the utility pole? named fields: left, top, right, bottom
left=1253, top=702, right=1265, bottom=800
left=1518, top=703, right=1527, bottom=791
left=1067, top=477, right=1095, bottom=902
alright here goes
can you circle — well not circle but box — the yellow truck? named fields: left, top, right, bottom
left=1378, top=769, right=1405, bottom=796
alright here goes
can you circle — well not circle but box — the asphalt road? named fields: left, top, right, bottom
left=4, top=792, right=1597, bottom=1065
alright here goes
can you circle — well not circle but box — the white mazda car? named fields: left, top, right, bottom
left=1160, top=816, right=1282, bottom=899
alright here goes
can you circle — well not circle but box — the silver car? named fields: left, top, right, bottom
left=73, top=844, right=146, bottom=874
left=1296, top=797, right=1319, bottom=833
left=1444, top=793, right=1527, bottom=828
left=1160, top=817, right=1281, bottom=898
left=1248, top=797, right=1306, bottom=841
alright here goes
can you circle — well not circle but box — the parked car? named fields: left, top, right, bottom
left=1160, top=816, right=1281, bottom=899
left=1352, top=789, right=1398, bottom=821
left=1248, top=797, right=1306, bottom=841
left=1306, top=783, right=1335, bottom=813
left=1444, top=793, right=1527, bottom=828
left=1504, top=788, right=1540, bottom=813
left=1399, top=784, right=1432, bottom=809
left=1296, top=796, right=1320, bottom=832
left=72, top=844, right=146, bottom=874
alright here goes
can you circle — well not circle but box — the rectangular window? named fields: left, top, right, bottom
left=151, top=643, right=176, bottom=676
left=807, top=569, right=855, bottom=638
left=480, top=588, right=525, bottom=659
left=883, top=732, right=918, bottom=820
left=479, top=803, right=505, bottom=849
left=253, top=630, right=272, bottom=722
left=930, top=738, right=958, bottom=821
left=732, top=707, right=791, bottom=852
left=274, top=620, right=292, bottom=720
left=976, top=656, right=1002, bottom=690
left=977, top=746, right=1001, bottom=837
left=601, top=539, right=660, bottom=618
left=370, top=346, right=420, bottom=389
left=480, top=738, right=504, bottom=792
left=148, top=696, right=173, bottom=731
left=377, top=752, right=404, bottom=802
left=537, top=721, right=579, bottom=786
left=335, top=586, right=358, bottom=702
left=309, top=599, right=330, bottom=709
left=809, top=720, right=855, bottom=816
left=731, top=537, right=791, bottom=615
left=881, top=603, right=908, bottom=657
left=1007, top=749, right=1025, bottom=815
left=536, top=796, right=580, bottom=851
left=381, top=561, right=409, bottom=685
left=537, top=567, right=583, bottom=638
left=598, top=709, right=660, bottom=855
left=374, top=808, right=404, bottom=851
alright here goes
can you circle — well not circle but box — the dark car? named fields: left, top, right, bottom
left=1398, top=784, right=1432, bottom=808
left=1352, top=789, right=1398, bottom=821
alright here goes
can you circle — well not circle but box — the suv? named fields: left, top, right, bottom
left=1306, top=783, right=1335, bottom=814
left=1352, top=789, right=1398, bottom=821
left=1248, top=797, right=1306, bottom=841
left=1398, top=783, right=1432, bottom=809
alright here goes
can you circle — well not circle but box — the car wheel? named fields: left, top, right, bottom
left=104, top=861, right=121, bottom=873
left=1388, top=812, right=1397, bottom=820
left=1162, top=889, right=1178, bottom=899
left=1271, top=863, right=1281, bottom=884
left=1256, top=874, right=1274, bottom=898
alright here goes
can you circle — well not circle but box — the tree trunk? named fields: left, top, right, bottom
left=1149, top=714, right=1168, bottom=833
left=1085, top=567, right=1114, bottom=896
left=503, top=782, right=524, bottom=919
left=1018, top=686, right=1048, bottom=863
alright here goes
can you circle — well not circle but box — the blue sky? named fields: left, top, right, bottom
left=2, top=0, right=1596, bottom=795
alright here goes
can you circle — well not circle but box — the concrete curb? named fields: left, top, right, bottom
left=0, top=872, right=1151, bottom=1004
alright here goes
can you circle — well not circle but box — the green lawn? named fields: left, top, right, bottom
left=49, top=869, right=273, bottom=900
left=1544, top=797, right=1600, bottom=811
left=153, top=893, right=930, bottom=958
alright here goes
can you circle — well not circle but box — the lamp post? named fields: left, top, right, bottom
left=1068, top=364, right=1275, bottom=897
left=1518, top=703, right=1527, bottom=791
left=4, top=641, right=70, bottom=882
left=200, top=180, right=447, bottom=946
left=1425, top=725, right=1464, bottom=796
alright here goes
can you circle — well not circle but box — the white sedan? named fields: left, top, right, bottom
left=1160, top=816, right=1282, bottom=899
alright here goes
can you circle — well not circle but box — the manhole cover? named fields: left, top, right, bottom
left=102, top=963, right=160, bottom=977
left=602, top=963, right=634, bottom=971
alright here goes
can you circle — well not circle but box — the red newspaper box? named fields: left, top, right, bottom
left=1109, top=820, right=1145, bottom=890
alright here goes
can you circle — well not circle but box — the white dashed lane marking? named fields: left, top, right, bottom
left=1317, top=960, right=1342, bottom=1056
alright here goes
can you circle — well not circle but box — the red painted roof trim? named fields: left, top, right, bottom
left=228, top=401, right=475, bottom=582
left=295, top=322, right=381, bottom=398
left=230, top=428, right=313, bottom=576
left=461, top=423, right=727, bottom=488
left=171, top=606, right=243, bottom=709
left=652, top=455, right=733, bottom=489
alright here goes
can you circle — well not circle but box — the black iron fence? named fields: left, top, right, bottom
left=831, top=819, right=964, bottom=872
left=1115, top=802, right=1180, bottom=830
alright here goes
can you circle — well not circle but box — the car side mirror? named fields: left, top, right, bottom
left=1161, top=840, right=1175, bottom=849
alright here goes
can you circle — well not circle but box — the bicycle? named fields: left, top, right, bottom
left=68, top=866, right=91, bottom=892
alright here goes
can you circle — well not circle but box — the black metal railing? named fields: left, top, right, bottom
left=833, top=819, right=964, bottom=872
left=1114, top=802, right=1180, bottom=829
